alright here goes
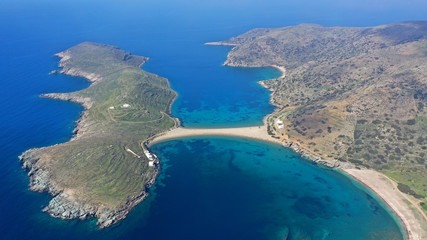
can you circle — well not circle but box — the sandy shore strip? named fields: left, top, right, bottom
left=204, top=42, right=238, bottom=46
left=150, top=126, right=427, bottom=239
left=343, top=169, right=427, bottom=240
left=149, top=126, right=281, bottom=145
left=270, top=65, right=286, bottom=78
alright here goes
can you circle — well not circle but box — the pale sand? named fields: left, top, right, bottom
left=270, top=65, right=286, bottom=78
left=150, top=126, right=427, bottom=239
left=204, top=42, right=238, bottom=46
left=343, top=169, right=427, bottom=240
left=149, top=126, right=281, bottom=145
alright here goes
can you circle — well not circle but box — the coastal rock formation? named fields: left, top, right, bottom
left=54, top=42, right=149, bottom=83
left=281, top=140, right=339, bottom=168
left=41, top=93, right=93, bottom=109
left=20, top=146, right=160, bottom=228
left=19, top=42, right=176, bottom=228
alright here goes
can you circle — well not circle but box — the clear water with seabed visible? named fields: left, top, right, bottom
left=148, top=137, right=404, bottom=240
left=1, top=0, right=424, bottom=238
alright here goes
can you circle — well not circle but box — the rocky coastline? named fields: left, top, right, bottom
left=19, top=42, right=173, bottom=228
left=280, top=140, right=340, bottom=168
left=216, top=51, right=341, bottom=169
left=19, top=148, right=160, bottom=228
left=54, top=51, right=103, bottom=83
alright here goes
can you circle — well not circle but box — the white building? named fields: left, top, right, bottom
left=144, top=150, right=154, bottom=160
left=109, top=106, right=115, bottom=110
left=276, top=119, right=284, bottom=129
left=144, top=149, right=158, bottom=167
left=122, top=103, right=131, bottom=108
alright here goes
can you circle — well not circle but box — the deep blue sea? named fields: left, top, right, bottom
left=1, top=0, right=426, bottom=239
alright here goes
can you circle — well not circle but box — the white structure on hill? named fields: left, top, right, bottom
left=144, top=150, right=154, bottom=160
left=276, top=119, right=284, bottom=129
left=144, top=150, right=158, bottom=167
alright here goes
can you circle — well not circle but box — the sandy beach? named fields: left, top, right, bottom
left=149, top=126, right=281, bottom=145
left=344, top=169, right=427, bottom=240
left=204, top=42, right=238, bottom=46
left=149, top=126, right=427, bottom=239
left=270, top=65, right=286, bottom=78
left=148, top=63, right=425, bottom=240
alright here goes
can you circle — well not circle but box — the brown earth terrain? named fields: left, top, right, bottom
left=212, top=21, right=427, bottom=234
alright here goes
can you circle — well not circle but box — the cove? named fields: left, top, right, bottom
left=145, top=136, right=405, bottom=240
left=143, top=46, right=281, bottom=128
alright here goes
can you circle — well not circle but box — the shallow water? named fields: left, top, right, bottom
left=1, top=0, right=424, bottom=239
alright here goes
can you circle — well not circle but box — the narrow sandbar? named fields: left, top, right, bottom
left=149, top=126, right=280, bottom=145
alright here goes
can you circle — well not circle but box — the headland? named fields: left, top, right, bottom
left=19, top=42, right=177, bottom=228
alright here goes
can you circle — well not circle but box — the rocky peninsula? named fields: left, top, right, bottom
left=19, top=42, right=177, bottom=228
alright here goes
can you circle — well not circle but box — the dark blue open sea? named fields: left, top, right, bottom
left=1, top=0, right=426, bottom=239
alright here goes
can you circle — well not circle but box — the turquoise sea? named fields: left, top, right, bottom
left=1, top=0, right=426, bottom=239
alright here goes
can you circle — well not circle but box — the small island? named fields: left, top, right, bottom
left=19, top=42, right=178, bottom=228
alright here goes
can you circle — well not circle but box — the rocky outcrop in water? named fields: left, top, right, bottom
left=280, top=140, right=340, bottom=168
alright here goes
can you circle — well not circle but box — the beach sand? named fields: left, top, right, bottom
left=150, top=126, right=281, bottom=145
left=270, top=65, right=286, bottom=78
left=150, top=126, right=427, bottom=240
left=344, top=169, right=427, bottom=240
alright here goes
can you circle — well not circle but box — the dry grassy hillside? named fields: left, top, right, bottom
left=218, top=21, right=427, bottom=211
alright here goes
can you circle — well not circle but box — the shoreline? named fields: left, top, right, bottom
left=204, top=41, right=238, bottom=46
left=147, top=60, right=425, bottom=239
left=148, top=56, right=426, bottom=238
left=149, top=125, right=280, bottom=145
left=25, top=42, right=425, bottom=237
left=257, top=65, right=287, bottom=109
left=343, top=169, right=427, bottom=240
left=149, top=125, right=426, bottom=239
left=258, top=63, right=426, bottom=239
left=269, top=64, right=286, bottom=78
left=20, top=43, right=176, bottom=228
